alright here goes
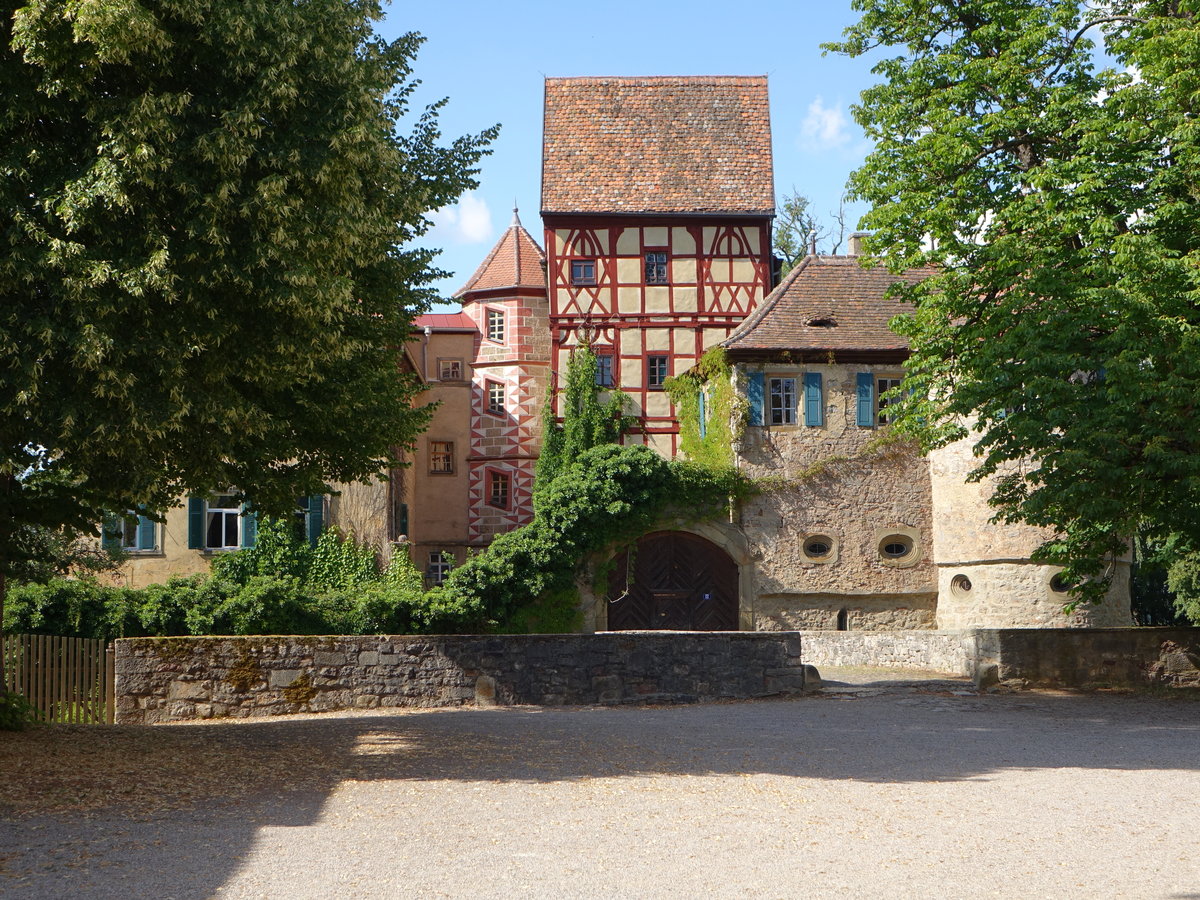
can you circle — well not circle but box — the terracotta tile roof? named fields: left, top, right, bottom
left=454, top=209, right=546, bottom=297
left=541, top=76, right=774, bottom=216
left=414, top=312, right=476, bottom=332
left=722, top=255, right=936, bottom=353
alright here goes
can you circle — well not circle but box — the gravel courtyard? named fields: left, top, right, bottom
left=2, top=673, right=1198, bottom=899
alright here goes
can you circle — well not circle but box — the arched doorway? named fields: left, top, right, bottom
left=606, top=531, right=739, bottom=631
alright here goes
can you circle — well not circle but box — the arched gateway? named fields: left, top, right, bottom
left=606, top=531, right=739, bottom=631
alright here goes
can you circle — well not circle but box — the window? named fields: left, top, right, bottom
left=438, top=358, right=463, bottom=381
left=205, top=494, right=242, bottom=550
left=876, top=376, right=904, bottom=425
left=644, top=251, right=668, bottom=284
left=488, top=471, right=510, bottom=509
left=570, top=259, right=596, bottom=285
left=105, top=511, right=156, bottom=553
left=486, top=381, right=505, bottom=416
left=647, top=355, right=669, bottom=389
left=486, top=309, right=505, bottom=343
left=426, top=551, right=454, bottom=586
left=768, top=376, right=797, bottom=426
left=430, top=440, right=454, bottom=474
left=595, top=354, right=614, bottom=388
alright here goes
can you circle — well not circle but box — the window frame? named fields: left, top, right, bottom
left=485, top=380, right=506, bottom=417
left=644, top=250, right=669, bottom=285
left=110, top=511, right=158, bottom=553
left=437, top=358, right=463, bottom=381
left=570, top=258, right=597, bottom=286
left=205, top=494, right=242, bottom=551
left=594, top=353, right=615, bottom=388
left=876, top=375, right=904, bottom=425
left=426, top=550, right=454, bottom=586
left=647, top=354, right=670, bottom=390
left=487, top=469, right=511, bottom=510
left=429, top=440, right=455, bottom=475
left=768, top=375, right=798, bottom=426
left=485, top=308, right=505, bottom=344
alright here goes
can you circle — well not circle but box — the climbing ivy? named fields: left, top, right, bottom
left=664, top=347, right=747, bottom=471
left=534, top=341, right=635, bottom=495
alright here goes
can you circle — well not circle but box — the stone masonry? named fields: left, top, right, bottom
left=113, top=632, right=809, bottom=725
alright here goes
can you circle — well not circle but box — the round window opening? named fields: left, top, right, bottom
left=804, top=536, right=833, bottom=559
left=879, top=535, right=914, bottom=559
left=951, top=574, right=973, bottom=597
left=1049, top=573, right=1074, bottom=593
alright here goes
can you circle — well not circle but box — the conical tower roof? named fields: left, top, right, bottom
left=454, top=207, right=546, bottom=298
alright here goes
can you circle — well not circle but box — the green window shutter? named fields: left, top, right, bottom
left=240, top=504, right=257, bottom=548
left=306, top=495, right=324, bottom=547
left=698, top=390, right=707, bottom=440
left=747, top=373, right=765, bottom=426
left=804, top=373, right=823, bottom=427
left=187, top=497, right=205, bottom=549
left=856, top=373, right=875, bottom=427
left=137, top=515, right=156, bottom=551
left=101, top=513, right=120, bottom=552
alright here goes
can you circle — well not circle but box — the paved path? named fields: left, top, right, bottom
left=3, top=676, right=1199, bottom=899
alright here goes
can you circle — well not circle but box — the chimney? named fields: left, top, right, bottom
left=847, top=232, right=870, bottom=256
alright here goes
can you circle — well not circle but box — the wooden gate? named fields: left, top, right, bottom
left=2, top=634, right=114, bottom=725
left=606, top=531, right=739, bottom=631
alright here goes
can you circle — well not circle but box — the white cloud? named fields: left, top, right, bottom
left=799, top=97, right=851, bottom=151
left=430, top=191, right=493, bottom=244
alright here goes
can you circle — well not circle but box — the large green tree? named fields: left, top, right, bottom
left=0, top=1, right=495, bottom=639
left=829, top=1, right=1200, bottom=601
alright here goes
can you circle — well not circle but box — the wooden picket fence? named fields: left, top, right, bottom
left=2, top=634, right=114, bottom=725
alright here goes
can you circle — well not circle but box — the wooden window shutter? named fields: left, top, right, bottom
left=856, top=373, right=875, bottom=427
left=804, top=373, right=824, bottom=427
left=187, top=497, right=205, bottom=549
left=137, top=515, right=156, bottom=551
left=101, top=514, right=120, bottom=552
left=747, top=373, right=765, bottom=426
left=698, top=390, right=707, bottom=440
left=240, top=504, right=257, bottom=548
left=306, top=495, right=324, bottom=547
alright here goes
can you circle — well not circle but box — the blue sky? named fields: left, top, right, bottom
left=377, top=1, right=883, bottom=309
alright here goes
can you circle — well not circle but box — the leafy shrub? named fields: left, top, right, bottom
left=0, top=692, right=42, bottom=731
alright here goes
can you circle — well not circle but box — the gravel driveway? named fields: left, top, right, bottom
left=2, top=673, right=1199, bottom=899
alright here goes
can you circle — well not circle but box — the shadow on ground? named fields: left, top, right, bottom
left=2, top=686, right=1198, bottom=898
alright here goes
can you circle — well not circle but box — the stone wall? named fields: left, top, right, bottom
left=114, top=632, right=808, bottom=725
left=973, top=627, right=1200, bottom=688
left=799, top=630, right=975, bottom=675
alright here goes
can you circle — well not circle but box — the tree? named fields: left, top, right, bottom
left=772, top=189, right=848, bottom=275
left=828, top=2, right=1200, bottom=602
left=0, top=0, right=496, bottom=671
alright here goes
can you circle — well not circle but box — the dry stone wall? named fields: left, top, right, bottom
left=114, top=632, right=808, bottom=724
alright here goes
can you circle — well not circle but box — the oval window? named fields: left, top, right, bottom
left=880, top=536, right=913, bottom=559
left=1049, top=573, right=1073, bottom=593
left=804, top=537, right=832, bottom=559
left=950, top=574, right=972, bottom=597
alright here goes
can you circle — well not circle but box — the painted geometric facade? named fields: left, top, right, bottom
left=456, top=211, right=550, bottom=544
left=541, top=76, right=775, bottom=457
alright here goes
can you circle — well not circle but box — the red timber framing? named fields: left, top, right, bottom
left=544, top=215, right=773, bottom=457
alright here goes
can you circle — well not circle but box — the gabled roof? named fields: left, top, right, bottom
left=722, top=255, right=936, bottom=354
left=541, top=76, right=774, bottom=216
left=454, top=209, right=546, bottom=298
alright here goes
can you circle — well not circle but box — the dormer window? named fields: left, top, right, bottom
left=570, top=259, right=596, bottom=285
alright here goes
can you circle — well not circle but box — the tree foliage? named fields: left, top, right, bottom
left=0, top=0, right=496, bottom=593
left=772, top=189, right=848, bottom=274
left=829, top=1, right=1200, bottom=600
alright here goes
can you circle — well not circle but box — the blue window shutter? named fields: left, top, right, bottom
left=856, top=373, right=875, bottom=427
left=306, top=495, right=324, bottom=547
left=102, top=514, right=120, bottom=552
left=804, top=373, right=823, bottom=427
left=698, top=390, right=707, bottom=440
left=240, top=504, right=257, bottom=548
left=137, top=515, right=156, bottom=551
left=747, top=373, right=765, bottom=426
left=187, top=497, right=205, bottom=549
